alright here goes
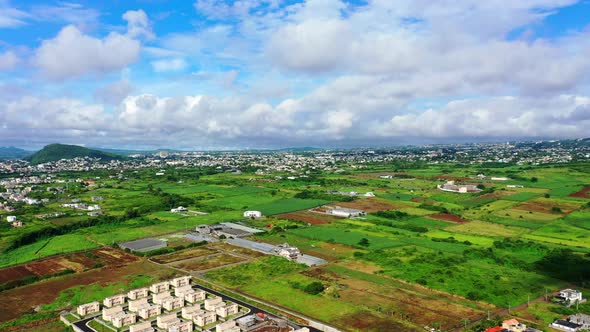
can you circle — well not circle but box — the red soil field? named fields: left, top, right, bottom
left=278, top=210, right=336, bottom=225
left=570, top=185, right=590, bottom=199
left=428, top=213, right=470, bottom=223
left=0, top=248, right=139, bottom=289
left=0, top=265, right=35, bottom=284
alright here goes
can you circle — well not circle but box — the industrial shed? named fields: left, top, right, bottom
left=119, top=238, right=167, bottom=253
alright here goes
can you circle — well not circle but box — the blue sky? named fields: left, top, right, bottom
left=1, top=0, right=590, bottom=149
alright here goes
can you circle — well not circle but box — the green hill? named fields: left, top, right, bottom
left=25, top=144, right=124, bottom=165
left=0, top=147, right=31, bottom=160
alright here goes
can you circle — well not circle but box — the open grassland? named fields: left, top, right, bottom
left=204, top=256, right=306, bottom=288
left=445, top=220, right=529, bottom=237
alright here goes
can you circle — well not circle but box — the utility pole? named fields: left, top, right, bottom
left=528, top=294, right=530, bottom=307
left=545, top=287, right=548, bottom=301
left=487, top=310, right=490, bottom=320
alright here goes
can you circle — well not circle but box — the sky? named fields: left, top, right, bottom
left=1, top=0, right=590, bottom=150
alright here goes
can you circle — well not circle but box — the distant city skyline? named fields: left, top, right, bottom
left=1, top=0, right=590, bottom=149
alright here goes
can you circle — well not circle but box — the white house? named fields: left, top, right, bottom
left=171, top=206, right=188, bottom=213
left=6, top=215, right=16, bottom=222
left=327, top=206, right=366, bottom=218
left=558, top=289, right=585, bottom=305
left=243, top=211, right=262, bottom=218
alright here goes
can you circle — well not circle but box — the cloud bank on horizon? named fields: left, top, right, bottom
left=0, top=0, right=590, bottom=149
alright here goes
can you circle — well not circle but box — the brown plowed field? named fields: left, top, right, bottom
left=0, top=265, right=34, bottom=284
left=0, top=248, right=139, bottom=289
left=570, top=186, right=590, bottom=198
left=335, top=197, right=409, bottom=212
left=428, top=213, right=470, bottom=223
left=171, top=254, right=246, bottom=271
left=151, top=247, right=217, bottom=264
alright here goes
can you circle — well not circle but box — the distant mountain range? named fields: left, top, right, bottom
left=25, top=144, right=125, bottom=165
left=0, top=147, right=32, bottom=160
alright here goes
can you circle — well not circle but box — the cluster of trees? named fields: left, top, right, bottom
left=289, top=281, right=325, bottom=295
left=147, top=186, right=196, bottom=209
left=372, top=210, right=410, bottom=220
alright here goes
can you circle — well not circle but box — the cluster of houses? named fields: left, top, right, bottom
left=0, top=186, right=43, bottom=205
left=76, top=276, right=247, bottom=332
left=5, top=215, right=22, bottom=227
left=549, top=289, right=588, bottom=332
left=326, top=190, right=375, bottom=197
left=551, top=314, right=590, bottom=332
left=485, top=290, right=588, bottom=332
left=437, top=181, right=482, bottom=193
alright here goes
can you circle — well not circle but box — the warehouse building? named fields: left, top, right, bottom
left=119, top=238, right=167, bottom=253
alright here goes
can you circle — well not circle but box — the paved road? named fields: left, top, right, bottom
left=193, top=284, right=322, bottom=332
left=72, top=316, right=98, bottom=332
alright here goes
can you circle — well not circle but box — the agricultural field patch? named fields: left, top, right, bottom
left=150, top=247, right=217, bottom=264
left=249, top=198, right=328, bottom=215
left=204, top=256, right=305, bottom=288
left=170, top=253, right=247, bottom=272
left=504, top=192, right=542, bottom=202
left=444, top=220, right=527, bottom=238
left=513, top=198, right=580, bottom=214
left=494, top=208, right=561, bottom=222
left=398, top=207, right=434, bottom=216
left=569, top=185, right=590, bottom=198
left=427, top=213, right=470, bottom=223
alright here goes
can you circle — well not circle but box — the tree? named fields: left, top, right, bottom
left=358, top=238, right=370, bottom=247
left=303, top=281, right=324, bottom=295
left=531, top=177, right=538, bottom=182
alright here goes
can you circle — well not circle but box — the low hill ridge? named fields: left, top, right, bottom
left=25, top=144, right=124, bottom=165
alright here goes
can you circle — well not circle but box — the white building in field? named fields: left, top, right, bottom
left=557, top=289, right=586, bottom=306
left=327, top=206, right=366, bottom=218
left=111, top=312, right=136, bottom=328
left=192, top=310, right=217, bottom=326
left=157, top=313, right=179, bottom=329
left=77, top=301, right=100, bottom=316
left=128, top=288, right=149, bottom=300
left=138, top=305, right=161, bottom=319
left=171, top=206, right=188, bottom=213
left=128, top=298, right=149, bottom=312
left=103, top=294, right=125, bottom=307
left=6, top=215, right=16, bottom=222
left=170, top=276, right=191, bottom=288
left=150, top=281, right=170, bottom=294
left=102, top=306, right=123, bottom=321
left=437, top=181, right=481, bottom=193
left=243, top=210, right=262, bottom=218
